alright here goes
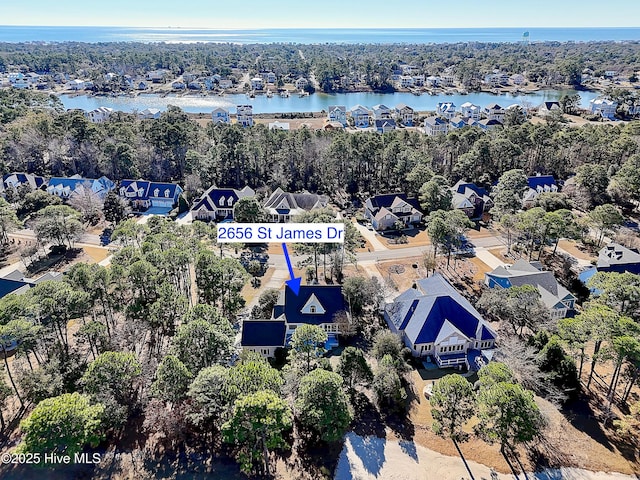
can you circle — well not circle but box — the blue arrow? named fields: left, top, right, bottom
left=282, top=243, right=301, bottom=295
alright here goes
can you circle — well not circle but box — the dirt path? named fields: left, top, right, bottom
left=335, top=433, right=637, bottom=480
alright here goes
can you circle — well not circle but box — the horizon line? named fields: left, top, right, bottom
left=2, top=25, right=640, bottom=30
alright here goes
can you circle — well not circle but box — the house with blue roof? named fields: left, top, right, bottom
left=486, top=259, right=575, bottom=320
left=579, top=243, right=640, bottom=285
left=190, top=185, right=256, bottom=221
left=451, top=180, right=493, bottom=221
left=241, top=285, right=348, bottom=358
left=118, top=179, right=183, bottom=214
left=47, top=175, right=115, bottom=199
left=523, top=174, right=558, bottom=208
left=384, top=273, right=496, bottom=370
left=2, top=173, right=47, bottom=196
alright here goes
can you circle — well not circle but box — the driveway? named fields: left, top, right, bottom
left=352, top=221, right=388, bottom=251
left=474, top=247, right=507, bottom=270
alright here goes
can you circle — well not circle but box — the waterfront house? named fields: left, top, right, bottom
left=219, top=79, right=233, bottom=89
left=327, top=105, right=347, bottom=126
left=67, top=79, right=85, bottom=90
left=399, top=76, right=414, bottom=88
left=187, top=81, right=202, bottom=91
left=86, top=107, right=114, bottom=123
left=423, top=116, right=449, bottom=136
left=372, top=104, right=393, bottom=120
left=441, top=74, right=456, bottom=87
left=589, top=98, right=618, bottom=119
left=449, top=116, right=470, bottom=130
left=538, top=101, right=561, bottom=116
left=349, top=105, right=371, bottom=128
left=190, top=185, right=256, bottom=221
left=375, top=119, right=396, bottom=134
left=265, top=72, right=277, bottom=84
left=138, top=108, right=162, bottom=120
left=384, top=273, right=496, bottom=369
left=364, top=193, right=423, bottom=231
left=136, top=81, right=148, bottom=91
left=47, top=175, right=115, bottom=200
left=485, top=260, right=575, bottom=320
left=295, top=77, right=309, bottom=90
left=394, top=104, right=414, bottom=126
left=236, top=105, right=254, bottom=127
left=436, top=102, right=456, bottom=120
left=250, top=77, right=264, bottom=91
left=426, top=76, right=441, bottom=88
left=460, top=102, right=481, bottom=120
left=523, top=175, right=558, bottom=208
left=511, top=73, right=526, bottom=85
left=119, top=179, right=183, bottom=214
left=241, top=285, right=347, bottom=358
left=171, top=81, right=186, bottom=90
left=579, top=243, right=640, bottom=285
left=484, top=103, right=506, bottom=122
left=451, top=180, right=493, bottom=220
left=263, top=188, right=329, bottom=223
left=211, top=107, right=231, bottom=124
left=147, top=69, right=170, bottom=83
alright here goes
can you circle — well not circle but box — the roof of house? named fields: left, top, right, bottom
left=375, top=119, right=396, bottom=129
left=541, top=101, right=561, bottom=111
left=485, top=103, right=504, bottom=110
left=424, top=116, right=448, bottom=126
left=47, top=175, right=115, bottom=196
left=191, top=185, right=255, bottom=212
left=597, top=243, right=640, bottom=269
left=487, top=259, right=574, bottom=309
left=2, top=173, right=47, bottom=190
left=264, top=188, right=328, bottom=214
left=0, top=278, right=31, bottom=298
left=395, top=103, right=414, bottom=111
left=365, top=193, right=421, bottom=214
left=119, top=179, right=183, bottom=201
left=241, top=320, right=287, bottom=347
left=527, top=175, right=557, bottom=190
left=385, top=273, right=495, bottom=345
left=273, top=285, right=347, bottom=325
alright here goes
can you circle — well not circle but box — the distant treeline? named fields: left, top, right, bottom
left=1, top=41, right=640, bottom=91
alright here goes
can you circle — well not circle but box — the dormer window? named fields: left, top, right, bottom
left=219, top=195, right=226, bottom=206
left=310, top=306, right=317, bottom=314
left=227, top=197, right=233, bottom=206
left=154, top=188, right=160, bottom=197
left=164, top=189, right=170, bottom=198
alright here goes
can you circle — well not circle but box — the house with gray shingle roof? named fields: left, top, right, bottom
left=485, top=259, right=575, bottom=319
left=384, top=273, right=496, bottom=369
left=364, top=193, right=422, bottom=231
left=263, top=188, right=329, bottom=222
left=579, top=243, right=640, bottom=285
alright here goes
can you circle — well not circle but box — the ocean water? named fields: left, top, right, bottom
left=1, top=26, right=640, bottom=44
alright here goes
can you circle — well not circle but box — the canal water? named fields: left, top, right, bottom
left=59, top=89, right=601, bottom=115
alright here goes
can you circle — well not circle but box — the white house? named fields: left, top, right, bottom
left=460, top=102, right=481, bottom=120
left=269, top=121, right=290, bottom=130
left=86, top=107, right=114, bottom=123
left=399, top=76, right=414, bottom=88
left=484, top=103, right=506, bottom=122
left=589, top=98, right=618, bottom=119
left=250, top=77, right=264, bottom=91
left=436, top=102, right=456, bottom=119
left=423, top=116, right=449, bottom=136
left=219, top=79, right=233, bottom=89
left=236, top=105, right=254, bottom=127
left=138, top=108, right=162, bottom=120
left=371, top=104, right=392, bottom=120
left=327, top=105, right=347, bottom=126
left=68, top=79, right=85, bottom=90
left=295, top=77, right=309, bottom=90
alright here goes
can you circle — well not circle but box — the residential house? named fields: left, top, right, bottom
left=484, top=71, right=509, bottom=87
left=484, top=103, right=506, bottom=122
left=2, top=173, right=47, bottom=195
left=147, top=69, right=170, bottom=83
left=579, top=243, right=640, bottom=285
left=477, top=118, right=503, bottom=131
left=589, top=98, right=618, bottom=119
left=538, top=101, right=561, bottom=116
left=118, top=179, right=183, bottom=213
left=47, top=175, right=115, bottom=199
left=436, top=102, right=456, bottom=119
left=327, top=105, right=347, bottom=126
left=485, top=260, right=576, bottom=320
left=364, top=193, right=423, bottom=231
left=67, top=79, right=85, bottom=90
left=349, top=105, right=371, bottom=128
left=426, top=76, right=441, bottom=87
left=250, top=77, right=264, bottom=91
left=394, top=104, right=414, bottom=126
left=412, top=75, right=425, bottom=87
left=371, top=104, right=392, bottom=120
left=241, top=285, right=348, bottom=358
left=523, top=175, right=558, bottom=208
left=511, top=73, right=526, bottom=85
left=219, top=79, right=233, bottom=89
left=441, top=74, right=456, bottom=87
left=171, top=81, right=186, bottom=90
left=136, top=81, right=148, bottom=91
left=138, top=108, right=162, bottom=120
left=211, top=107, right=231, bottom=124
left=399, top=75, right=414, bottom=88
left=451, top=180, right=493, bottom=220
left=265, top=72, right=277, bottom=84
left=236, top=105, right=254, bottom=127
left=423, top=116, right=449, bottom=136
left=449, top=116, right=474, bottom=130
left=263, top=188, right=329, bottom=222
left=323, top=121, right=345, bottom=131
left=190, top=185, right=256, bottom=221
left=269, top=121, right=290, bottom=130
left=187, top=81, right=202, bottom=91
left=183, top=72, right=198, bottom=83
left=375, top=119, right=396, bottom=134
left=86, top=107, right=114, bottom=123
left=295, top=77, right=309, bottom=90
left=460, top=102, right=481, bottom=120
left=384, top=273, right=496, bottom=369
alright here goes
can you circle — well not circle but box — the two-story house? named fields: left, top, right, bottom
left=212, top=107, right=231, bottom=124
left=364, top=193, right=423, bottom=231
left=436, top=102, right=456, bottom=119
left=394, top=104, right=415, bottom=126
left=118, top=179, right=183, bottom=214
left=190, top=185, right=256, bottom=221
left=263, top=188, right=329, bottom=222
left=451, top=180, right=493, bottom=220
left=236, top=105, right=254, bottom=127
left=460, top=102, right=481, bottom=120
left=349, top=105, right=371, bottom=128
left=47, top=175, right=115, bottom=199
left=523, top=175, right=558, bottom=208
left=423, top=116, right=449, bottom=136
left=384, top=273, right=496, bottom=369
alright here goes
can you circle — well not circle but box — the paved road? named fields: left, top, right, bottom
left=9, top=229, right=102, bottom=246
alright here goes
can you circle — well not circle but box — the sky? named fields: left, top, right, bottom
left=1, top=0, right=639, bottom=29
